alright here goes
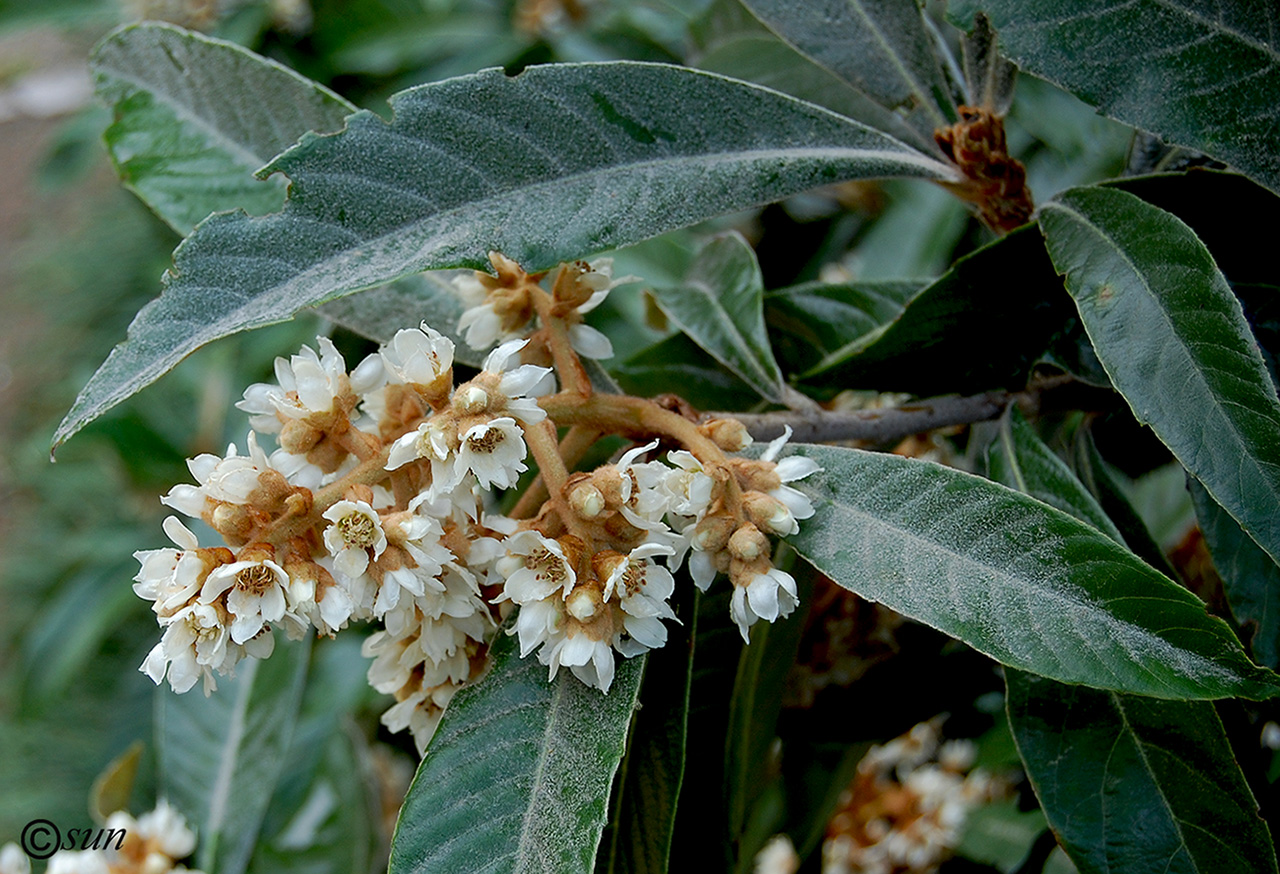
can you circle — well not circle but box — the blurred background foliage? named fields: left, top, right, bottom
left=0, top=0, right=1215, bottom=871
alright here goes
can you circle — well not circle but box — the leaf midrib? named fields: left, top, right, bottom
left=795, top=455, right=1233, bottom=697
left=1044, top=198, right=1280, bottom=561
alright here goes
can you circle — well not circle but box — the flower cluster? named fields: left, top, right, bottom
left=823, top=720, right=1005, bottom=874
left=131, top=255, right=819, bottom=752
left=0, top=802, right=203, bottom=874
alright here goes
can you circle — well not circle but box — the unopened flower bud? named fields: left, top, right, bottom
left=566, top=585, right=601, bottom=622
left=211, top=502, right=253, bottom=541
left=279, top=418, right=324, bottom=454
left=728, top=523, right=770, bottom=563
left=454, top=384, right=489, bottom=413
left=691, top=514, right=736, bottom=553
left=699, top=418, right=753, bottom=452
left=569, top=482, right=606, bottom=519
left=743, top=491, right=798, bottom=536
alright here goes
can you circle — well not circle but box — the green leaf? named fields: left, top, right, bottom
left=784, top=444, right=1279, bottom=700
left=1069, top=430, right=1180, bottom=580
left=1006, top=669, right=1277, bottom=874
left=91, top=22, right=355, bottom=235
left=648, top=233, right=785, bottom=403
left=987, top=407, right=1124, bottom=545
left=55, top=61, right=958, bottom=452
left=1189, top=479, right=1280, bottom=670
left=740, top=0, right=955, bottom=145
left=595, top=587, right=696, bottom=874
left=247, top=636, right=380, bottom=874
left=764, top=278, right=919, bottom=377
left=612, top=333, right=762, bottom=412
left=691, top=8, right=929, bottom=152
left=314, top=272, right=485, bottom=368
left=1040, top=186, right=1280, bottom=571
left=158, top=635, right=311, bottom=874
left=799, top=223, right=1073, bottom=394
left=949, top=0, right=1280, bottom=194
left=389, top=628, right=644, bottom=874
left=725, top=556, right=810, bottom=869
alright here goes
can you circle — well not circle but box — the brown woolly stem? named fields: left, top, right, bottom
left=520, top=417, right=594, bottom=542
left=529, top=284, right=592, bottom=397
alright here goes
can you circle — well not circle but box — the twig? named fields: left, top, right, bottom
left=716, top=376, right=1103, bottom=445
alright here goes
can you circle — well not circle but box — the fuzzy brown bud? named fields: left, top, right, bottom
left=699, top=418, right=753, bottom=452
left=728, top=523, right=771, bottom=563
left=279, top=418, right=324, bottom=455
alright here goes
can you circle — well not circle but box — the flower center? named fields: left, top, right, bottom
left=337, top=512, right=377, bottom=548
left=526, top=546, right=567, bottom=585
left=467, top=428, right=505, bottom=454
left=236, top=564, right=276, bottom=595
left=622, top=564, right=645, bottom=596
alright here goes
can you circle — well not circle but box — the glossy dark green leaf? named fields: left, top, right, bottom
left=389, top=629, right=644, bottom=874
left=1190, top=479, right=1280, bottom=670
left=949, top=0, right=1280, bottom=194
left=1070, top=430, right=1180, bottom=580
left=740, top=0, right=955, bottom=147
left=798, top=223, right=1072, bottom=394
left=785, top=444, right=1279, bottom=700
left=1007, top=669, right=1277, bottom=874
left=764, top=278, right=919, bottom=376
left=158, top=635, right=311, bottom=874
left=1041, top=186, right=1280, bottom=570
left=648, top=233, right=784, bottom=403
left=91, top=22, right=355, bottom=235
left=595, top=587, right=696, bottom=874
left=988, top=407, right=1123, bottom=544
left=55, top=61, right=958, bottom=452
left=726, top=556, right=809, bottom=870
left=613, top=327, right=764, bottom=412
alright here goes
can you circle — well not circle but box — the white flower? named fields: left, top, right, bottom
left=454, top=417, right=528, bottom=490
left=45, top=851, right=109, bottom=874
left=481, top=338, right=553, bottom=421
left=322, top=500, right=388, bottom=582
left=237, top=336, right=348, bottom=431
left=563, top=259, right=627, bottom=360
left=497, top=531, right=577, bottom=603
left=162, top=432, right=273, bottom=518
left=730, top=565, right=798, bottom=643
left=662, top=450, right=715, bottom=520
left=759, top=426, right=822, bottom=523
left=455, top=273, right=524, bottom=351
left=132, top=517, right=208, bottom=617
left=141, top=602, right=238, bottom=694
left=381, top=322, right=454, bottom=385
left=0, top=842, right=31, bottom=874
left=541, top=624, right=617, bottom=692
left=199, top=557, right=292, bottom=644
left=133, top=800, right=199, bottom=860
left=602, top=543, right=678, bottom=655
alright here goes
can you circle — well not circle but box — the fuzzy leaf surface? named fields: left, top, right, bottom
left=91, top=22, right=355, bottom=234
left=988, top=407, right=1123, bottom=544
left=389, top=629, right=643, bottom=874
left=950, top=0, right=1280, bottom=194
left=55, top=61, right=956, bottom=452
left=785, top=444, right=1278, bottom=700
left=1007, top=669, right=1277, bottom=874
left=741, top=0, right=954, bottom=145
left=1041, top=186, right=1280, bottom=569
left=157, top=635, right=310, bottom=874
left=648, top=232, right=784, bottom=403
